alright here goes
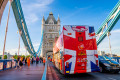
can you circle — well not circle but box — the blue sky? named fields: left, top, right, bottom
left=0, top=0, right=120, bottom=55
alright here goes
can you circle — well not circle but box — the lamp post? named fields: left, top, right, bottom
left=2, top=0, right=12, bottom=59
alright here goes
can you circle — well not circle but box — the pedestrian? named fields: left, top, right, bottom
left=33, top=57, right=36, bottom=63
left=15, top=56, right=20, bottom=69
left=25, top=58, right=27, bottom=65
left=11, top=56, right=15, bottom=68
left=41, top=57, right=43, bottom=63
left=43, top=57, right=46, bottom=66
left=19, top=57, right=23, bottom=69
left=27, top=57, right=30, bottom=68
left=36, top=56, right=39, bottom=64
left=50, top=58, right=52, bottom=62
left=39, top=57, right=42, bottom=63
left=31, top=57, right=34, bottom=64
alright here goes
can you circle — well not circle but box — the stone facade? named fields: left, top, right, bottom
left=41, top=12, right=60, bottom=57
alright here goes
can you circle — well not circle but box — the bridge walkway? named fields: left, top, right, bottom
left=0, top=63, right=44, bottom=80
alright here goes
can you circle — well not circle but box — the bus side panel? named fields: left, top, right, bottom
left=53, top=32, right=65, bottom=74
left=60, top=32, right=64, bottom=74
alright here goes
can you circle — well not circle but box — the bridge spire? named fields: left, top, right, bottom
left=57, top=14, right=60, bottom=24
left=42, top=16, right=45, bottom=24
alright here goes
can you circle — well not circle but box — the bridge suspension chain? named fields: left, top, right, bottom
left=96, top=0, right=120, bottom=45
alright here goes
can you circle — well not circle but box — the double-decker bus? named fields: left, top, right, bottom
left=53, top=25, right=99, bottom=74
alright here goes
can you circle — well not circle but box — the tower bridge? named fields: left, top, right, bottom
left=0, top=0, right=120, bottom=80
left=41, top=12, right=60, bottom=57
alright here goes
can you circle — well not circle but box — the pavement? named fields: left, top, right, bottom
left=47, top=61, right=120, bottom=80
left=0, top=63, right=44, bottom=80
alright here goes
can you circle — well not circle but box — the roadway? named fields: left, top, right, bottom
left=47, top=61, right=120, bottom=80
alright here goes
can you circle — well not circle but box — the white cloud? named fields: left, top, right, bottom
left=25, top=14, right=39, bottom=25
left=0, top=0, right=54, bottom=55
left=111, top=29, right=120, bottom=33
left=21, top=0, right=54, bottom=25
left=0, top=42, right=41, bottom=55
left=98, top=29, right=120, bottom=55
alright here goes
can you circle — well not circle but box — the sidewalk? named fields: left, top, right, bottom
left=0, top=63, right=44, bottom=80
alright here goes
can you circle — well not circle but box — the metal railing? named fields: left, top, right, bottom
left=0, top=59, right=16, bottom=71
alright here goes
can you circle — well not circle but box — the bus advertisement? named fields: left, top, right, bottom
left=53, top=25, right=100, bottom=74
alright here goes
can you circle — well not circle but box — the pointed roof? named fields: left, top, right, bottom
left=57, top=14, right=60, bottom=21
left=45, top=12, right=57, bottom=24
left=49, top=12, right=53, bottom=15
left=42, top=16, right=45, bottom=21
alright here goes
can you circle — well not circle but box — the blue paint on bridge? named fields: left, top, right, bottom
left=11, top=0, right=44, bottom=56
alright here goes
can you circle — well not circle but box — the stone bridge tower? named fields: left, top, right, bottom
left=41, top=12, right=60, bottom=57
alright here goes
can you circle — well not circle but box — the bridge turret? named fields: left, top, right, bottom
left=57, top=14, right=61, bottom=34
left=42, top=16, right=45, bottom=24
left=57, top=14, right=60, bottom=25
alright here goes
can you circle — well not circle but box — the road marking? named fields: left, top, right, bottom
left=108, top=77, right=117, bottom=80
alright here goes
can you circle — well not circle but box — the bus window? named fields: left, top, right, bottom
left=78, top=37, right=83, bottom=42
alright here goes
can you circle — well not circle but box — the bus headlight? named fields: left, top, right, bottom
left=103, top=63, right=110, bottom=67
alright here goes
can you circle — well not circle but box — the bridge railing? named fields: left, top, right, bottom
left=112, top=57, right=120, bottom=63
left=0, top=59, right=16, bottom=71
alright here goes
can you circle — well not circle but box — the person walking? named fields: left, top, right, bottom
left=31, top=57, right=34, bottom=64
left=43, top=57, right=46, bottom=66
left=33, top=57, right=36, bottom=63
left=36, top=56, right=39, bottom=64
left=19, top=57, right=23, bottom=69
left=27, top=57, right=30, bottom=68
left=39, top=57, right=42, bottom=63
left=15, top=56, right=20, bottom=69
left=11, top=56, right=15, bottom=69
left=25, top=58, right=27, bottom=65
left=41, top=57, right=43, bottom=63
left=22, top=57, right=25, bottom=65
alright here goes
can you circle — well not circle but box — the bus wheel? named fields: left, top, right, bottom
left=114, top=71, right=119, bottom=74
left=99, top=66, right=103, bottom=73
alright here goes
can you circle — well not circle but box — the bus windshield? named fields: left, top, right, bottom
left=98, top=56, right=106, bottom=60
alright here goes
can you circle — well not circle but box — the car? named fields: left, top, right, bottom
left=98, top=55, right=120, bottom=73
